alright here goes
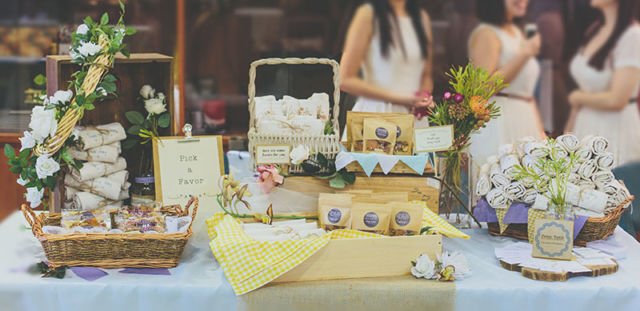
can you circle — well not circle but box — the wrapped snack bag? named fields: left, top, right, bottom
left=388, top=202, right=423, bottom=236
left=61, top=208, right=111, bottom=230
left=350, top=122, right=364, bottom=152
left=351, top=203, right=391, bottom=234
left=318, top=193, right=353, bottom=230
left=386, top=115, right=414, bottom=155
left=363, top=118, right=396, bottom=154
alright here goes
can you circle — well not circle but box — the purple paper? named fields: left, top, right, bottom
left=71, top=267, right=108, bottom=281
left=573, top=215, right=588, bottom=239
left=473, top=198, right=498, bottom=223
left=119, top=268, right=171, bottom=275
left=503, top=202, right=529, bottom=224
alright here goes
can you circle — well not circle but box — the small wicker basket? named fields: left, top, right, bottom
left=21, top=198, right=199, bottom=268
left=247, top=58, right=342, bottom=174
left=487, top=196, right=634, bottom=246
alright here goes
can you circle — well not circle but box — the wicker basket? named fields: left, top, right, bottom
left=247, top=58, right=342, bottom=174
left=21, top=198, right=199, bottom=268
left=487, top=196, right=634, bottom=246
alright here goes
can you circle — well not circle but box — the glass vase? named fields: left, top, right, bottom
left=131, top=144, right=156, bottom=204
left=437, top=150, right=472, bottom=228
left=546, top=202, right=575, bottom=221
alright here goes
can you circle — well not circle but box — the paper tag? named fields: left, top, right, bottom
left=255, top=145, right=291, bottom=164
left=414, top=125, right=454, bottom=153
left=532, top=219, right=574, bottom=260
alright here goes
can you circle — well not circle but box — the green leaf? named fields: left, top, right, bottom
left=122, top=138, right=138, bottom=150
left=33, top=74, right=46, bottom=86
left=83, top=16, right=94, bottom=26
left=316, top=153, right=328, bottom=167
left=4, top=144, right=15, bottom=159
left=119, top=0, right=126, bottom=12
left=125, top=26, right=136, bottom=35
left=9, top=166, right=21, bottom=174
left=100, top=13, right=109, bottom=25
left=44, top=176, right=56, bottom=189
left=339, top=170, right=356, bottom=184
left=84, top=103, right=95, bottom=111
left=157, top=113, right=170, bottom=128
left=329, top=175, right=346, bottom=189
left=102, top=74, right=117, bottom=83
left=127, top=125, right=142, bottom=136
left=125, top=111, right=145, bottom=125
left=121, top=45, right=130, bottom=58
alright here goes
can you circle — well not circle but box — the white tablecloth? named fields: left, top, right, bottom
left=1, top=210, right=639, bottom=311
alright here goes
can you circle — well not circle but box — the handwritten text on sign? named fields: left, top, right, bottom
left=414, top=125, right=454, bottom=153
left=532, top=219, right=574, bottom=260
left=256, top=145, right=291, bottom=164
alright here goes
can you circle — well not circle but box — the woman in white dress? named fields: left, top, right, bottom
left=339, top=0, right=434, bottom=119
left=566, top=0, right=640, bottom=167
left=467, top=0, right=546, bottom=167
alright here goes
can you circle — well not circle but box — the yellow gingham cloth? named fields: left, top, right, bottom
left=527, top=208, right=546, bottom=242
left=206, top=205, right=469, bottom=295
left=415, top=201, right=470, bottom=239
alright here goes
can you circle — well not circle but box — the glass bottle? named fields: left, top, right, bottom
left=130, top=144, right=155, bottom=204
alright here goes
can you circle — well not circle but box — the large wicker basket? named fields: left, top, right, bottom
left=21, top=198, right=199, bottom=268
left=247, top=58, right=342, bottom=174
left=488, top=196, right=634, bottom=246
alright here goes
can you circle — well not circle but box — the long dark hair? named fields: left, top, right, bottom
left=369, top=0, right=429, bottom=59
left=583, top=0, right=640, bottom=70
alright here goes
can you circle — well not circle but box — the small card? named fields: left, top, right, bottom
left=532, top=218, right=574, bottom=260
left=414, top=125, right=454, bottom=153
left=255, top=145, right=291, bottom=165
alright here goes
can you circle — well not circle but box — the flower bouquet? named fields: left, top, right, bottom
left=428, top=63, right=506, bottom=224
left=5, top=2, right=135, bottom=211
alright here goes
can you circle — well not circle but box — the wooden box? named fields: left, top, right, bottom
left=274, top=235, right=442, bottom=282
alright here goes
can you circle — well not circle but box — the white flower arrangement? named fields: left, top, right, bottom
left=411, top=250, right=471, bottom=282
left=123, top=84, right=171, bottom=149
left=290, top=145, right=310, bottom=165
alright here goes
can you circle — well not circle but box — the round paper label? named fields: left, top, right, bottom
left=395, top=211, right=410, bottom=226
left=327, top=208, right=342, bottom=224
left=363, top=212, right=379, bottom=227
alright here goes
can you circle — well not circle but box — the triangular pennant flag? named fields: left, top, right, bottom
left=495, top=208, right=509, bottom=234
left=376, top=154, right=399, bottom=174
left=352, top=153, right=379, bottom=177
left=399, top=154, right=428, bottom=175
left=334, top=151, right=356, bottom=171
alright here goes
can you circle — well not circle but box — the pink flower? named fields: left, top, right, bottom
left=256, top=165, right=284, bottom=194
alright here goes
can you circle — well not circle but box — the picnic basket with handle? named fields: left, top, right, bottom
left=247, top=57, right=342, bottom=174
left=21, top=197, right=199, bottom=268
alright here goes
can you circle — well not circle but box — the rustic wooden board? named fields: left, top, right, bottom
left=499, top=259, right=618, bottom=281
left=274, top=234, right=442, bottom=283
left=281, top=176, right=440, bottom=213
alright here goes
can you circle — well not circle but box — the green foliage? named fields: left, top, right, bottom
left=33, top=74, right=46, bottom=86
left=125, top=111, right=145, bottom=125
left=157, top=113, right=171, bottom=128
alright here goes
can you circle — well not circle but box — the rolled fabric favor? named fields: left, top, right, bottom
left=549, top=144, right=569, bottom=160
left=577, top=159, right=598, bottom=180
left=521, top=154, right=537, bottom=169
left=475, top=174, right=491, bottom=196
left=254, top=95, right=279, bottom=119
left=516, top=136, right=536, bottom=156
left=498, top=144, right=515, bottom=158
left=592, top=171, right=615, bottom=189
left=489, top=163, right=501, bottom=176
left=77, top=123, right=126, bottom=150
left=581, top=135, right=609, bottom=156
left=600, top=180, right=624, bottom=196
left=486, top=188, right=508, bottom=208
left=68, top=144, right=120, bottom=163
left=565, top=182, right=582, bottom=206
left=522, top=189, right=537, bottom=204
left=577, top=180, right=596, bottom=191
left=64, top=186, right=80, bottom=201
left=71, top=157, right=127, bottom=181
left=532, top=194, right=549, bottom=210
left=504, top=182, right=526, bottom=201
left=118, top=189, right=130, bottom=201
left=480, top=163, right=491, bottom=175
left=568, top=173, right=581, bottom=184
left=556, top=134, right=580, bottom=152
left=520, top=176, right=535, bottom=188
left=289, top=116, right=324, bottom=136
left=487, top=155, right=499, bottom=165
left=490, top=172, right=510, bottom=188
left=64, top=174, right=122, bottom=200
left=256, top=116, right=294, bottom=135
left=595, top=152, right=614, bottom=170
left=72, top=192, right=111, bottom=211
left=575, top=147, right=592, bottom=164
left=524, top=141, right=549, bottom=158
left=500, top=154, right=520, bottom=178
left=310, top=93, right=331, bottom=122
left=578, top=189, right=608, bottom=214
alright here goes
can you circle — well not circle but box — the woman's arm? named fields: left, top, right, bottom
left=568, top=67, right=640, bottom=111
left=564, top=107, right=580, bottom=133
left=419, top=10, right=434, bottom=93
left=339, top=5, right=420, bottom=107
left=468, top=27, right=541, bottom=83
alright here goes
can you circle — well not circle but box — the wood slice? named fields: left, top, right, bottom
left=499, top=259, right=618, bottom=281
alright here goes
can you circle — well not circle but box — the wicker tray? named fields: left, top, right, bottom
left=487, top=196, right=633, bottom=246
left=21, top=198, right=199, bottom=268
left=247, top=58, right=342, bottom=174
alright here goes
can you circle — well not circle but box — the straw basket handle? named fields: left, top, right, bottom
left=184, top=196, right=200, bottom=231
left=21, top=204, right=44, bottom=237
left=247, top=58, right=341, bottom=135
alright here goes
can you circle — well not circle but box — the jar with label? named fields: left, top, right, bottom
left=131, top=144, right=155, bottom=204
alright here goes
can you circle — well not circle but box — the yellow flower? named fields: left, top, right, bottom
left=469, top=96, right=488, bottom=117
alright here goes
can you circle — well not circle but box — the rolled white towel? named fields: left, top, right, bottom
left=578, top=189, right=608, bottom=214
left=595, top=152, right=614, bottom=170
left=504, top=182, right=526, bottom=201
left=490, top=172, right=511, bottom=188
left=581, top=135, right=609, bottom=156
left=498, top=144, right=515, bottom=158
left=556, top=134, right=580, bottom=152
left=565, top=182, right=582, bottom=206
left=577, top=180, right=596, bottom=191
left=522, top=189, right=538, bottom=204
left=575, top=147, right=592, bottom=164
left=489, top=163, right=501, bottom=176
left=592, top=171, right=615, bottom=189
left=524, top=141, right=549, bottom=158
left=520, top=176, right=535, bottom=188
left=480, top=163, right=491, bottom=175
left=516, top=136, right=537, bottom=156
left=476, top=174, right=491, bottom=197
left=531, top=194, right=549, bottom=210
left=577, top=159, right=598, bottom=180
left=487, top=188, right=508, bottom=208
left=549, top=145, right=569, bottom=161
left=521, top=154, right=537, bottom=169
left=487, top=155, right=499, bottom=165
left=500, top=154, right=521, bottom=178
left=568, top=173, right=581, bottom=184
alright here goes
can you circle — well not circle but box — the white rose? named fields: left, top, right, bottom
left=71, top=128, right=80, bottom=141
left=411, top=254, right=437, bottom=279
left=35, top=155, right=60, bottom=179
left=69, top=49, right=81, bottom=61
left=49, top=90, right=73, bottom=105
left=157, top=92, right=165, bottom=100
left=144, top=98, right=166, bottom=115
left=29, top=106, right=57, bottom=143
left=139, top=85, right=155, bottom=99
left=439, top=251, right=471, bottom=280
left=290, top=145, right=310, bottom=165
left=78, top=41, right=102, bottom=57
left=17, top=177, right=28, bottom=186
left=19, top=131, right=36, bottom=151
left=76, top=24, right=89, bottom=35
left=25, top=187, right=44, bottom=208
left=96, top=87, right=107, bottom=96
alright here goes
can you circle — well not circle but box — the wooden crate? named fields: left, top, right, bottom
left=274, top=234, right=442, bottom=282
left=281, top=176, right=440, bottom=213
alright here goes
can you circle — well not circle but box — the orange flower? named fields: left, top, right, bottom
left=469, top=95, right=489, bottom=118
